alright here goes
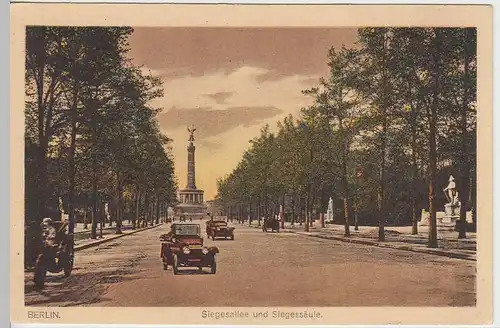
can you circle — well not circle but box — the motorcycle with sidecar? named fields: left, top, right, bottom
left=33, top=221, right=74, bottom=289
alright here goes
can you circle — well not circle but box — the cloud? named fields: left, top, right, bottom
left=158, top=106, right=283, bottom=140
left=128, top=27, right=358, bottom=80
left=205, top=92, right=233, bottom=104
left=157, top=66, right=316, bottom=113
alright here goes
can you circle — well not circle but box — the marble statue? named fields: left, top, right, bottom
left=327, top=197, right=334, bottom=222
left=443, top=175, right=459, bottom=205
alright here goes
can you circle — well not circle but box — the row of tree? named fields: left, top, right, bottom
left=25, top=27, right=177, bottom=265
left=215, top=27, right=476, bottom=247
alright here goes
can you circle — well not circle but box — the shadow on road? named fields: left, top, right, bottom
left=25, top=245, right=149, bottom=307
left=25, top=267, right=142, bottom=306
left=172, top=268, right=213, bottom=275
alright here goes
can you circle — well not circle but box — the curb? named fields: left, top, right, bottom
left=74, top=223, right=163, bottom=251
left=244, top=224, right=475, bottom=262
left=74, top=226, right=116, bottom=235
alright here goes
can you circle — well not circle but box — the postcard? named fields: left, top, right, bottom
left=10, top=3, right=493, bottom=326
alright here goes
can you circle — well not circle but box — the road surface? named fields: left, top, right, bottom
left=24, top=223, right=476, bottom=307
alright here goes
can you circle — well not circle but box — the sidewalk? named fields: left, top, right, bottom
left=73, top=222, right=138, bottom=241
left=243, top=221, right=476, bottom=261
left=72, top=223, right=162, bottom=251
left=73, top=221, right=127, bottom=233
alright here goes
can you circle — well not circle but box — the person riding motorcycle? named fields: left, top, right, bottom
left=39, top=217, right=69, bottom=260
left=41, top=218, right=58, bottom=246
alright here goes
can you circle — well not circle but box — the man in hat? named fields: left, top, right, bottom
left=41, top=217, right=58, bottom=245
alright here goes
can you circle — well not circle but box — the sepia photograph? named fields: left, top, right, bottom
left=10, top=3, right=493, bottom=326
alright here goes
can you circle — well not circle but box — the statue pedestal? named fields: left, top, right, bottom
left=326, top=209, right=333, bottom=223
left=444, top=203, right=459, bottom=216
left=441, top=204, right=459, bottom=226
left=419, top=205, right=462, bottom=229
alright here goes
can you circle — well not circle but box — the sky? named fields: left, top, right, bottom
left=127, top=27, right=358, bottom=200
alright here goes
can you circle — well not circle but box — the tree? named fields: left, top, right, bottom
left=25, top=27, right=176, bottom=264
left=303, top=46, right=363, bottom=237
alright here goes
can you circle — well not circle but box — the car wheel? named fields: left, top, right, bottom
left=231, top=235, right=234, bottom=240
left=210, top=257, right=217, bottom=274
left=212, top=235, right=215, bottom=240
left=63, top=243, right=74, bottom=277
left=173, top=254, right=179, bottom=275
left=33, top=261, right=46, bottom=290
left=63, top=255, right=74, bottom=277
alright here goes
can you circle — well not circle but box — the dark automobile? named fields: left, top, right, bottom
left=33, top=220, right=74, bottom=289
left=160, top=223, right=219, bottom=274
left=206, top=220, right=235, bottom=240
left=262, top=217, right=280, bottom=232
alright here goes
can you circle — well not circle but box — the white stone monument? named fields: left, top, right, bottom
left=326, top=197, right=334, bottom=223
left=419, top=175, right=472, bottom=228
left=442, top=175, right=460, bottom=225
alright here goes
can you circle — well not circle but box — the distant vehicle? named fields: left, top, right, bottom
left=159, top=223, right=219, bottom=274
left=206, top=220, right=235, bottom=240
left=262, top=217, right=280, bottom=233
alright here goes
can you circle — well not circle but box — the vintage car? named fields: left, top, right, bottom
left=33, top=220, right=75, bottom=289
left=206, top=220, right=235, bottom=240
left=262, top=217, right=280, bottom=233
left=160, top=223, right=219, bottom=274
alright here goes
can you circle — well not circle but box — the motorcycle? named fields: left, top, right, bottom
left=33, top=221, right=74, bottom=290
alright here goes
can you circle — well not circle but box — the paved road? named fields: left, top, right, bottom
left=24, top=223, right=475, bottom=307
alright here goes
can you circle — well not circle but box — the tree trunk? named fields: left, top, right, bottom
left=310, top=193, right=315, bottom=227
left=156, top=199, right=160, bottom=225
left=471, top=168, right=476, bottom=229
left=304, top=192, right=310, bottom=232
left=378, top=127, right=386, bottom=243
left=99, top=201, right=104, bottom=238
left=115, top=174, right=123, bottom=234
left=428, top=28, right=441, bottom=248
left=133, top=190, right=139, bottom=229
left=280, top=194, right=285, bottom=228
left=410, top=96, right=419, bottom=235
left=321, top=212, right=325, bottom=228
left=144, top=194, right=150, bottom=228
left=342, top=163, right=351, bottom=237
left=34, top=28, right=50, bottom=228
left=83, top=208, right=88, bottom=230
left=257, top=197, right=261, bottom=226
left=458, top=28, right=473, bottom=239
left=291, top=195, right=296, bottom=225
left=149, top=199, right=153, bottom=224
left=91, top=167, right=98, bottom=239
left=299, top=197, right=304, bottom=226
left=354, top=182, right=359, bottom=231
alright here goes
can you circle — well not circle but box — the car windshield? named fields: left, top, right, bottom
left=213, top=221, right=227, bottom=226
left=173, top=224, right=200, bottom=236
